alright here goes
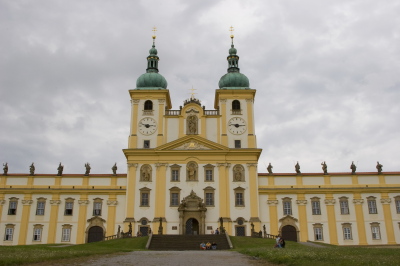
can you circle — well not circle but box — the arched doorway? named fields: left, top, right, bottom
left=185, top=218, right=199, bottom=235
left=281, top=225, right=297, bottom=242
left=88, top=226, right=104, bottom=243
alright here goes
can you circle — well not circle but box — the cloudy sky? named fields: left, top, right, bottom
left=1, top=0, right=399, bottom=175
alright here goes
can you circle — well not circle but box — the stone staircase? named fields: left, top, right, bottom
left=148, top=234, right=231, bottom=250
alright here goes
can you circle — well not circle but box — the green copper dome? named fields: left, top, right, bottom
left=218, top=37, right=249, bottom=89
left=218, top=72, right=249, bottom=88
left=135, top=37, right=168, bottom=90
left=136, top=72, right=167, bottom=89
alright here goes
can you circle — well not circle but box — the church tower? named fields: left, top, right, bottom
left=123, top=30, right=262, bottom=236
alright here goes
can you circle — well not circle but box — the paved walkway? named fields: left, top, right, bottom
left=34, top=251, right=271, bottom=266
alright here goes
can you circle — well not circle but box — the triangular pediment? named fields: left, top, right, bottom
left=155, top=135, right=228, bottom=151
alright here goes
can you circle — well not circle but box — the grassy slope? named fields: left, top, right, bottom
left=230, top=236, right=400, bottom=266
left=0, top=237, right=148, bottom=266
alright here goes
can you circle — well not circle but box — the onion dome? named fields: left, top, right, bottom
left=135, top=35, right=168, bottom=90
left=218, top=34, right=249, bottom=89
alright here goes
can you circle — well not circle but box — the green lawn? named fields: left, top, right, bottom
left=230, top=236, right=400, bottom=266
left=0, top=237, right=148, bottom=266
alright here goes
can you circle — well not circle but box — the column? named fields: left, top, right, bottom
left=267, top=196, right=279, bottom=235
left=154, top=163, right=168, bottom=234
left=47, top=198, right=61, bottom=243
left=0, top=197, right=6, bottom=224
left=296, top=195, right=308, bottom=242
left=107, top=197, right=118, bottom=237
left=220, top=99, right=228, bottom=146
left=18, top=196, right=33, bottom=245
left=380, top=194, right=396, bottom=244
left=157, top=99, right=165, bottom=146
left=129, top=99, right=140, bottom=148
left=217, top=163, right=231, bottom=219
left=247, top=163, right=260, bottom=231
left=125, top=163, right=138, bottom=220
left=246, top=98, right=256, bottom=148
left=324, top=195, right=338, bottom=245
left=353, top=194, right=367, bottom=245
left=76, top=198, right=89, bottom=244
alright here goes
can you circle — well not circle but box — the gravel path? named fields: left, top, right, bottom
left=33, top=251, right=271, bottom=266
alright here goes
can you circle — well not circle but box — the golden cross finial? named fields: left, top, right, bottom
left=190, top=86, right=197, bottom=99
left=229, top=26, right=234, bottom=38
left=152, top=26, right=157, bottom=39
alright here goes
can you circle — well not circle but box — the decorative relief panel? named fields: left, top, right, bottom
left=140, top=164, right=152, bottom=182
left=21, top=200, right=33, bottom=205
left=324, top=199, right=336, bottom=205
left=50, top=200, right=61, bottom=205
left=0, top=200, right=6, bottom=205
left=107, top=200, right=118, bottom=206
left=267, top=200, right=279, bottom=206
left=173, top=141, right=209, bottom=150
left=78, top=200, right=89, bottom=205
left=296, top=200, right=308, bottom=205
left=380, top=198, right=391, bottom=204
left=352, top=199, right=364, bottom=205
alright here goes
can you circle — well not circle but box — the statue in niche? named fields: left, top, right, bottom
left=350, top=161, right=356, bottom=175
left=84, top=163, right=91, bottom=176
left=186, top=115, right=198, bottom=134
left=29, top=162, right=35, bottom=176
left=3, top=162, right=8, bottom=176
left=186, top=162, right=198, bottom=181
left=233, top=164, right=245, bottom=181
left=295, top=161, right=301, bottom=175
left=112, top=163, right=117, bottom=175
left=267, top=163, right=273, bottom=174
left=57, top=162, right=64, bottom=176
left=140, top=164, right=152, bottom=181
left=321, top=161, right=328, bottom=175
left=376, top=161, right=383, bottom=174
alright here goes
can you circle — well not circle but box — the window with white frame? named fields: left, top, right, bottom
left=33, top=224, right=43, bottom=241
left=339, top=197, right=350, bottom=215
left=169, top=187, right=181, bottom=207
left=8, top=198, right=18, bottom=215
left=371, top=223, right=381, bottom=240
left=4, top=224, right=14, bottom=241
left=93, top=198, right=102, bottom=216
left=234, top=187, right=245, bottom=207
left=311, top=197, right=321, bottom=215
left=282, top=197, right=292, bottom=215
left=170, top=164, right=181, bottom=182
left=313, top=224, right=323, bottom=241
left=140, top=188, right=151, bottom=207
left=204, top=186, right=215, bottom=206
left=367, top=196, right=378, bottom=214
left=394, top=196, right=400, bottom=214
left=36, top=198, right=46, bottom=215
left=64, top=198, right=74, bottom=215
left=342, top=223, right=352, bottom=240
left=62, top=225, right=72, bottom=242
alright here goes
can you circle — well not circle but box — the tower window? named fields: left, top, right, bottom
left=144, top=100, right=153, bottom=110
left=234, top=140, right=241, bottom=148
left=143, top=140, right=150, bottom=148
left=232, top=100, right=241, bottom=110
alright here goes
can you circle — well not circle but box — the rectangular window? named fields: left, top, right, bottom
left=343, top=227, right=352, bottom=240
left=371, top=226, right=381, bottom=240
left=171, top=170, right=179, bottom=181
left=8, top=201, right=17, bottom=215
left=235, top=192, right=244, bottom=206
left=141, top=192, right=149, bottom=206
left=171, top=193, right=179, bottom=206
left=205, top=170, right=213, bottom=181
left=65, top=202, right=73, bottom=215
left=340, top=200, right=349, bottom=215
left=368, top=200, right=377, bottom=214
left=283, top=201, right=292, bottom=215
left=36, top=202, right=45, bottom=215
left=396, top=199, right=400, bottom=214
left=4, top=228, right=13, bottom=241
left=312, top=201, right=321, bottom=215
left=314, top=227, right=323, bottom=241
left=234, top=140, right=241, bottom=148
left=62, top=228, right=71, bottom=242
left=143, top=140, right=150, bottom=148
left=93, top=202, right=102, bottom=216
left=205, top=193, right=214, bottom=206
left=33, top=228, right=42, bottom=241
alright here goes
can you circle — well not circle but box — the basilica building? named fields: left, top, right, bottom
left=1, top=34, right=399, bottom=246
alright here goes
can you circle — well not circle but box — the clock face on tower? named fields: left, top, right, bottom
left=138, top=117, right=157, bottom=135
left=228, top=117, right=247, bottom=135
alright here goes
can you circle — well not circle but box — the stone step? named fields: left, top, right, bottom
left=148, top=234, right=231, bottom=250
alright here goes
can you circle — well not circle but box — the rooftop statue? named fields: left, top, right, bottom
left=295, top=161, right=301, bottom=175
left=57, top=162, right=64, bottom=176
left=267, top=163, right=273, bottom=174
left=29, top=162, right=35, bottom=176
left=3, top=162, right=8, bottom=176
left=376, top=161, right=383, bottom=174
left=112, top=163, right=117, bottom=175
left=350, top=161, right=357, bottom=175
left=321, top=161, right=328, bottom=175
left=84, top=163, right=91, bottom=176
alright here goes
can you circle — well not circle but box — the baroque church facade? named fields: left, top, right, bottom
left=1, top=34, right=400, bottom=246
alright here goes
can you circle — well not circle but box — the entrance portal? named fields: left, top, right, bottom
left=185, top=218, right=199, bottom=235
left=281, top=225, right=297, bottom=241
left=88, top=226, right=104, bottom=243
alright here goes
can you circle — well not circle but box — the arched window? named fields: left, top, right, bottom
left=144, top=100, right=153, bottom=110
left=232, top=100, right=241, bottom=110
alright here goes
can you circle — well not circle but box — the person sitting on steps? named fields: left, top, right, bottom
left=200, top=242, right=206, bottom=250
left=206, top=241, right=211, bottom=249
left=211, top=242, right=217, bottom=250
